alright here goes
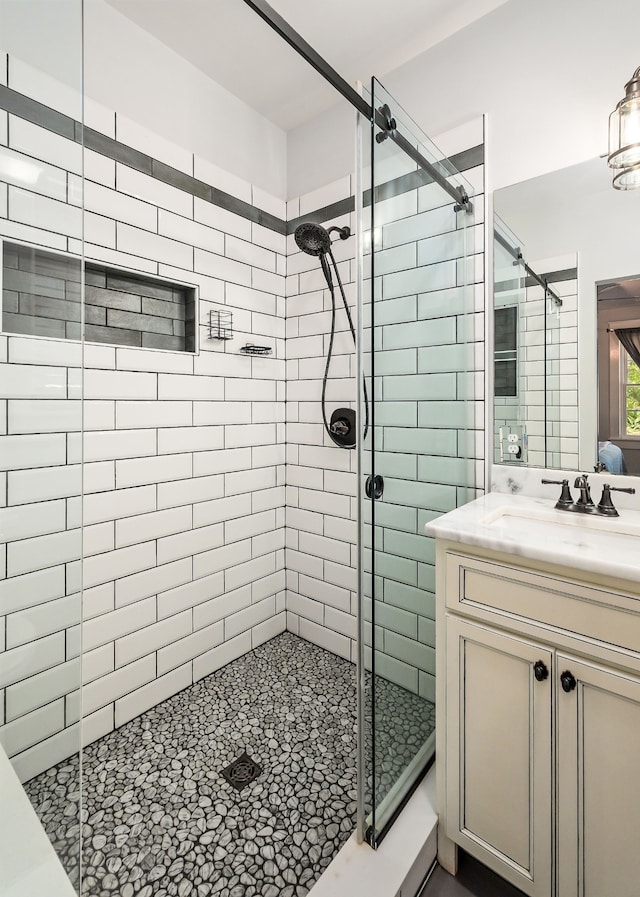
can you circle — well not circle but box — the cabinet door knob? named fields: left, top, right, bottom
left=560, top=670, right=577, bottom=693
left=533, top=660, right=549, bottom=681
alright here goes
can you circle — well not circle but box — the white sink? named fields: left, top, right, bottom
left=481, top=505, right=640, bottom=539
left=425, top=492, right=640, bottom=585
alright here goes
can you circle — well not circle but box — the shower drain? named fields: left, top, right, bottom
left=220, top=753, right=263, bottom=791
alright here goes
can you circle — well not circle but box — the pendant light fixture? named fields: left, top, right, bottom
left=608, top=66, right=640, bottom=190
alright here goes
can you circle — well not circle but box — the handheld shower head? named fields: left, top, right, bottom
left=292, top=219, right=368, bottom=448
left=294, top=222, right=351, bottom=257
left=294, top=222, right=331, bottom=257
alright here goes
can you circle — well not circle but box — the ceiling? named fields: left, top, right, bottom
left=104, top=0, right=510, bottom=131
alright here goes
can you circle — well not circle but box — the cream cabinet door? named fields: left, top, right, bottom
left=557, top=654, right=640, bottom=897
left=445, top=616, right=553, bottom=897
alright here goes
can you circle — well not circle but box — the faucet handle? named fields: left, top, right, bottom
left=541, top=478, right=573, bottom=509
left=597, top=483, right=636, bottom=517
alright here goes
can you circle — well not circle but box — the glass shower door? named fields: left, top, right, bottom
left=358, top=78, right=479, bottom=845
left=0, top=2, right=84, bottom=890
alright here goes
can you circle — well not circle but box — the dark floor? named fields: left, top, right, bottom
left=26, top=633, right=436, bottom=897
left=423, top=852, right=526, bottom=897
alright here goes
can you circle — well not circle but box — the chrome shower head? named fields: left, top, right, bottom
left=294, top=221, right=331, bottom=257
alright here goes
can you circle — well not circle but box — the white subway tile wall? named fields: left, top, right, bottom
left=0, top=55, right=485, bottom=782
left=285, top=131, right=485, bottom=702
left=0, top=58, right=286, bottom=780
left=526, top=266, right=578, bottom=470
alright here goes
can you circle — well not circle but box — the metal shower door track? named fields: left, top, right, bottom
left=241, top=0, right=472, bottom=212
left=494, top=229, right=562, bottom=306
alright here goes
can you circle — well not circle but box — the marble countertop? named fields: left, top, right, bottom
left=0, top=745, right=76, bottom=897
left=425, top=492, right=640, bottom=587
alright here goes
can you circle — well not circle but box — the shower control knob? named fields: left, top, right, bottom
left=365, top=475, right=384, bottom=500
left=331, top=419, right=350, bottom=436
left=560, top=670, right=577, bottom=693
left=533, top=661, right=549, bottom=682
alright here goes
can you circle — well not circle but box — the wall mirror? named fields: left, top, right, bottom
left=493, top=156, right=640, bottom=476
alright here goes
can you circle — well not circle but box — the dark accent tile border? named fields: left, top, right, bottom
left=525, top=267, right=578, bottom=288
left=286, top=144, right=484, bottom=234
left=372, top=145, right=484, bottom=207
left=0, top=84, right=483, bottom=241
left=0, top=83, right=76, bottom=140
left=84, top=126, right=153, bottom=175
left=495, top=267, right=578, bottom=294
left=0, top=84, right=287, bottom=236
left=288, top=196, right=356, bottom=233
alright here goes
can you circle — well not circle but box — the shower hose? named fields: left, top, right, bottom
left=319, top=248, right=369, bottom=446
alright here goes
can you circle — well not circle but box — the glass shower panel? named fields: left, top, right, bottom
left=0, top=2, right=84, bottom=891
left=355, top=80, right=374, bottom=844
left=359, top=77, right=478, bottom=845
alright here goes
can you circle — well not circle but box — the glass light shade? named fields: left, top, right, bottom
left=612, top=162, right=640, bottom=191
left=608, top=67, right=640, bottom=176
left=609, top=100, right=640, bottom=168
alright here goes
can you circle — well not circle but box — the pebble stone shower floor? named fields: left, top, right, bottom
left=26, top=632, right=436, bottom=897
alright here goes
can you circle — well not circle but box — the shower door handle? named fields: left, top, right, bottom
left=365, top=475, right=384, bottom=500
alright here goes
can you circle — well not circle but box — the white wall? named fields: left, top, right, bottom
left=0, top=1, right=83, bottom=106
left=287, top=0, right=640, bottom=199
left=83, top=1, right=288, bottom=198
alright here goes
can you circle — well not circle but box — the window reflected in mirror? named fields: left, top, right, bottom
left=623, top=351, right=640, bottom=435
left=597, top=276, right=640, bottom=475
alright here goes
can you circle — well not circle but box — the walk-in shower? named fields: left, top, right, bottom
left=0, top=2, right=483, bottom=894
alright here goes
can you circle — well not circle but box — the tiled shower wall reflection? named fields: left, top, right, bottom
left=494, top=245, right=578, bottom=470
left=527, top=258, right=578, bottom=469
left=0, top=55, right=287, bottom=780
left=493, top=218, right=525, bottom=461
left=285, top=122, right=485, bottom=700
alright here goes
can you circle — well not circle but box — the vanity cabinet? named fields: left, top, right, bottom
left=445, top=617, right=552, bottom=896
left=556, top=655, right=640, bottom=897
left=437, top=544, right=640, bottom=897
